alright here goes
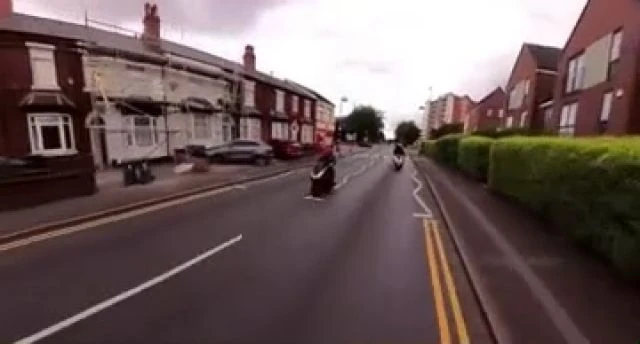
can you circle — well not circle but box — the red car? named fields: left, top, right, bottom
left=269, top=140, right=303, bottom=160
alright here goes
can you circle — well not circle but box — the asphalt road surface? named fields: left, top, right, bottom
left=0, top=145, right=493, bottom=344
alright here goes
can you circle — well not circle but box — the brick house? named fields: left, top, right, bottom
left=550, top=0, right=637, bottom=136
left=239, top=46, right=317, bottom=145
left=504, top=43, right=561, bottom=131
left=464, top=87, right=506, bottom=132
left=0, top=2, right=96, bottom=210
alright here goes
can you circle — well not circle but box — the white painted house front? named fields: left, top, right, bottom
left=84, top=55, right=168, bottom=167
left=163, top=54, right=232, bottom=153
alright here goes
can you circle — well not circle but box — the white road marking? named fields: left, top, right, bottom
left=14, top=234, right=243, bottom=344
left=411, top=170, right=433, bottom=218
left=413, top=213, right=432, bottom=218
left=0, top=185, right=246, bottom=253
left=244, top=171, right=294, bottom=186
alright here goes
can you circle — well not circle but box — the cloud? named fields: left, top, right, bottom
left=15, top=0, right=293, bottom=35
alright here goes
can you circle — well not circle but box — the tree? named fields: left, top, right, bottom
left=343, top=105, right=385, bottom=143
left=394, top=121, right=421, bottom=146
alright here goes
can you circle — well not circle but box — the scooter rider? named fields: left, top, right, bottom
left=393, top=142, right=406, bottom=156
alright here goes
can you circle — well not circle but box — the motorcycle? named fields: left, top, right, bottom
left=392, top=154, right=404, bottom=171
left=309, top=160, right=336, bottom=197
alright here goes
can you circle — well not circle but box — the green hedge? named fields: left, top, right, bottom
left=457, top=136, right=494, bottom=181
left=488, top=137, right=640, bottom=280
left=434, top=134, right=465, bottom=166
left=420, top=140, right=437, bottom=157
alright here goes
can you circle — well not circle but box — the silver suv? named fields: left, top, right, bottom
left=206, top=139, right=274, bottom=166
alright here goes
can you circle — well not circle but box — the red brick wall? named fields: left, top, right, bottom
left=552, top=0, right=640, bottom=135
left=531, top=72, right=557, bottom=130
left=505, top=47, right=537, bottom=128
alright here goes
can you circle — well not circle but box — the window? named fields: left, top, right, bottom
left=276, top=90, right=285, bottom=112
left=559, top=103, right=578, bottom=136
left=134, top=116, right=154, bottom=147
left=600, top=91, right=614, bottom=122
left=498, top=109, right=504, bottom=118
left=508, top=81, right=525, bottom=110
left=193, top=114, right=212, bottom=140
left=524, top=79, right=530, bottom=95
left=486, top=109, right=493, bottom=117
left=243, top=81, right=256, bottom=108
left=505, top=116, right=513, bottom=128
left=239, top=118, right=250, bottom=139
left=608, top=30, right=623, bottom=81
left=544, top=108, right=554, bottom=128
left=520, top=111, right=528, bottom=127
left=291, top=95, right=299, bottom=113
left=304, top=100, right=312, bottom=119
left=565, top=54, right=585, bottom=93
left=27, top=42, right=58, bottom=90
left=610, top=30, right=623, bottom=61
left=28, top=114, right=76, bottom=156
left=271, top=122, right=289, bottom=140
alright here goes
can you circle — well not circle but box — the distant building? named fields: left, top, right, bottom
left=464, top=87, right=506, bottom=133
left=424, top=92, right=474, bottom=138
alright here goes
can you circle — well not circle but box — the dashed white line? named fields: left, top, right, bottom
left=14, top=234, right=243, bottom=344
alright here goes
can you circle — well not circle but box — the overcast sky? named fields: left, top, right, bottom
left=14, top=0, right=585, bottom=133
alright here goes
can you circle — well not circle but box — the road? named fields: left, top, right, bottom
left=0, top=146, right=493, bottom=344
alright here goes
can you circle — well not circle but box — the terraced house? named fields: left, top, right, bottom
left=550, top=0, right=638, bottom=136
left=0, top=1, right=329, bottom=209
left=503, top=43, right=561, bottom=131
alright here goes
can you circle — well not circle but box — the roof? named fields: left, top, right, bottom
left=475, top=87, right=505, bottom=105
left=283, top=79, right=333, bottom=105
left=524, top=43, right=562, bottom=71
left=0, top=13, right=318, bottom=98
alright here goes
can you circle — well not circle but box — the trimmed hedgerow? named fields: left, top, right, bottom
left=488, top=136, right=640, bottom=280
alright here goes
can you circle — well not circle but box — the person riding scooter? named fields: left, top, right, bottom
left=392, top=142, right=405, bottom=171
left=309, top=147, right=337, bottom=197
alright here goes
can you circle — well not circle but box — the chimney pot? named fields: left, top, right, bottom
left=243, top=44, right=256, bottom=71
left=0, top=0, right=12, bottom=19
left=142, top=2, right=161, bottom=41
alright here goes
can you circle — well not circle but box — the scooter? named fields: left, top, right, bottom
left=392, top=154, right=404, bottom=171
left=309, top=160, right=336, bottom=197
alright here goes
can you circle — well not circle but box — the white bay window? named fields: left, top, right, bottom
left=239, top=118, right=261, bottom=141
left=28, top=113, right=76, bottom=156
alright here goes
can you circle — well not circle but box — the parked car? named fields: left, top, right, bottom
left=206, top=140, right=274, bottom=166
left=269, top=140, right=303, bottom=160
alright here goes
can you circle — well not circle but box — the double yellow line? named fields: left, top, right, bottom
left=424, top=219, right=469, bottom=344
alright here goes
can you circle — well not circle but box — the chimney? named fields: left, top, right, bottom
left=0, top=0, right=13, bottom=20
left=243, top=45, right=256, bottom=71
left=141, top=2, right=160, bottom=41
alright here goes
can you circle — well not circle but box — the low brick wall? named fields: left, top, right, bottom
left=0, top=154, right=96, bottom=211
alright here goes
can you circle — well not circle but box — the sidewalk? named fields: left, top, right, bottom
left=412, top=155, right=640, bottom=344
left=0, top=157, right=316, bottom=238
